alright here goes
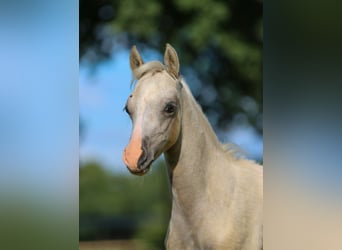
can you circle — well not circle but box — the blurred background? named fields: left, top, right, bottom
left=2, top=1, right=342, bottom=250
left=79, top=0, right=262, bottom=249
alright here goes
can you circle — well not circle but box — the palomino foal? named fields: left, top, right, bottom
left=123, top=44, right=263, bottom=250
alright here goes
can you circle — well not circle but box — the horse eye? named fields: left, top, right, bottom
left=164, top=102, right=176, bottom=114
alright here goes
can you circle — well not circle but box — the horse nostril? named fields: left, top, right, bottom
left=137, top=149, right=147, bottom=169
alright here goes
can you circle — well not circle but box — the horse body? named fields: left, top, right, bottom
left=164, top=82, right=263, bottom=250
left=123, top=44, right=263, bottom=249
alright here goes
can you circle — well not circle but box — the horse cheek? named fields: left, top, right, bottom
left=164, top=118, right=181, bottom=151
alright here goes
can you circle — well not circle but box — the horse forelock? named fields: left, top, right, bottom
left=131, top=60, right=179, bottom=87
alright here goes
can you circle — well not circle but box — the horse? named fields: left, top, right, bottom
left=122, top=44, right=263, bottom=250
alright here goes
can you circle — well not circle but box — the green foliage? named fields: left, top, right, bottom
left=173, top=0, right=230, bottom=49
left=80, top=0, right=263, bottom=133
left=80, top=161, right=171, bottom=247
left=113, top=0, right=161, bottom=38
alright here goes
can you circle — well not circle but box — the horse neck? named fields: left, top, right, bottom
left=164, top=81, right=224, bottom=209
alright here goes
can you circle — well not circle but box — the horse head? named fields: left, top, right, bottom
left=123, top=44, right=183, bottom=175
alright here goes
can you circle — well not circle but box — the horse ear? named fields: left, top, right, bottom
left=164, top=43, right=179, bottom=78
left=130, top=45, right=144, bottom=71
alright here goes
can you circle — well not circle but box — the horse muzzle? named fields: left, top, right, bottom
left=123, top=139, right=154, bottom=176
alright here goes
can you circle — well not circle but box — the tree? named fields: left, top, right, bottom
left=79, top=161, right=171, bottom=248
left=80, top=0, right=262, bottom=134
